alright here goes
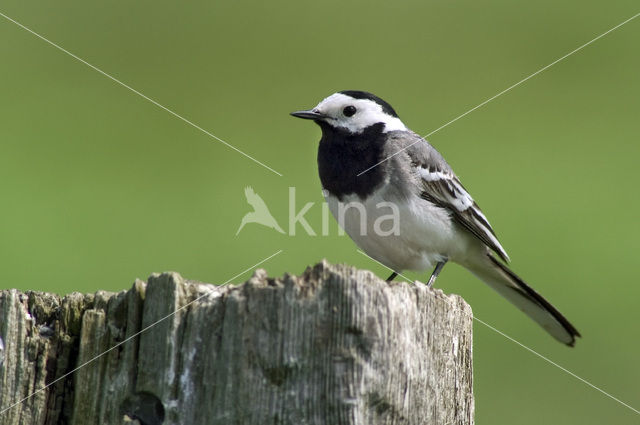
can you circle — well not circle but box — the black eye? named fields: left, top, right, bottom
left=343, top=105, right=357, bottom=117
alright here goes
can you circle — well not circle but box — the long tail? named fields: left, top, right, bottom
left=467, top=254, right=580, bottom=346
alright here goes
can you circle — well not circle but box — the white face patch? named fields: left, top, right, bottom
left=313, top=93, right=407, bottom=134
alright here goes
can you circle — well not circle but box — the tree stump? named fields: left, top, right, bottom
left=0, top=261, right=474, bottom=425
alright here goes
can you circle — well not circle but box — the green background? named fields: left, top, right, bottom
left=1, top=1, right=639, bottom=423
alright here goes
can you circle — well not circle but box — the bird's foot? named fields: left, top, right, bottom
left=427, top=259, right=448, bottom=288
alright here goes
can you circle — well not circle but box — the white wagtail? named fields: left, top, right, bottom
left=291, top=90, right=580, bottom=346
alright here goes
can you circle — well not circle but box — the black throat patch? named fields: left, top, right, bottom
left=317, top=122, right=387, bottom=201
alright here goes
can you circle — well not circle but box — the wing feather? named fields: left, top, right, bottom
left=417, top=165, right=510, bottom=262
left=383, top=131, right=510, bottom=262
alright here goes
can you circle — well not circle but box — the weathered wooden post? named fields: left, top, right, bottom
left=0, top=261, right=474, bottom=424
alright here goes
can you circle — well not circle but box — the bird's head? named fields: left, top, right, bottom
left=291, top=90, right=407, bottom=134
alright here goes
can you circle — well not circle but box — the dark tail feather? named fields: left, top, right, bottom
left=470, top=254, right=580, bottom=346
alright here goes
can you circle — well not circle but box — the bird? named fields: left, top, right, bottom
left=291, top=90, right=580, bottom=346
left=236, top=186, right=285, bottom=235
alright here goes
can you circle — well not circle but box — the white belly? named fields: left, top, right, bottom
left=325, top=186, right=473, bottom=272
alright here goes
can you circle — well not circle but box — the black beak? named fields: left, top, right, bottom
left=290, top=109, right=325, bottom=120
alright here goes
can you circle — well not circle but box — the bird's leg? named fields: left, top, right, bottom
left=427, top=259, right=448, bottom=288
left=386, top=272, right=398, bottom=282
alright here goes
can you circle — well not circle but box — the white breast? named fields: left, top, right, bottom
left=324, top=184, right=474, bottom=272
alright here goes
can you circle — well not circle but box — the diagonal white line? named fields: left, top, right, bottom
left=473, top=317, right=640, bottom=415
left=0, top=249, right=283, bottom=415
left=0, top=11, right=283, bottom=177
left=357, top=11, right=640, bottom=177
left=356, top=249, right=640, bottom=416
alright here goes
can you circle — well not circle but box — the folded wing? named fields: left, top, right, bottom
left=391, top=131, right=510, bottom=262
